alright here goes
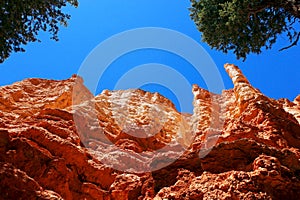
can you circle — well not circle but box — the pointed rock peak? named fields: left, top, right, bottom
left=295, top=95, right=300, bottom=106
left=224, top=63, right=250, bottom=85
left=192, top=84, right=211, bottom=101
left=224, top=64, right=263, bottom=113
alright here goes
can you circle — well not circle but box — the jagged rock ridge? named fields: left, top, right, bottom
left=0, top=64, right=300, bottom=200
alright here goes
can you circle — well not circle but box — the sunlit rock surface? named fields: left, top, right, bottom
left=0, top=64, right=300, bottom=200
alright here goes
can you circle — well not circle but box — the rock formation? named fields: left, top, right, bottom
left=0, top=64, right=299, bottom=200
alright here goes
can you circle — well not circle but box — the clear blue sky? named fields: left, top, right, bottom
left=1, top=0, right=299, bottom=113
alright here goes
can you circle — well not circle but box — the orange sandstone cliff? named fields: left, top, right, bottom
left=0, top=64, right=300, bottom=200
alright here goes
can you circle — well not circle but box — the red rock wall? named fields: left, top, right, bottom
left=0, top=64, right=299, bottom=200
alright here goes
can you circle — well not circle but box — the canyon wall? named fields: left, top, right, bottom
left=0, top=64, right=299, bottom=199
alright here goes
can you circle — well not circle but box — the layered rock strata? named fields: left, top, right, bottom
left=0, top=64, right=299, bottom=200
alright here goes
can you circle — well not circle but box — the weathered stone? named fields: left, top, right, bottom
left=0, top=64, right=299, bottom=199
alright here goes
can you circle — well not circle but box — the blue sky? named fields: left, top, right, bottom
left=1, top=0, right=299, bottom=113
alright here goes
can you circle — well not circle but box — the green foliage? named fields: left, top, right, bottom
left=190, top=0, right=300, bottom=60
left=0, top=0, right=78, bottom=63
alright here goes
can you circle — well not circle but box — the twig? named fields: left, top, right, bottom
left=279, top=32, right=300, bottom=51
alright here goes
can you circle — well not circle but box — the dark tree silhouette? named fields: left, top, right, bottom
left=190, top=0, right=300, bottom=60
left=0, top=0, right=78, bottom=63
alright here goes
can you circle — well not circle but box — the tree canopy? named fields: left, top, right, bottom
left=0, top=0, right=78, bottom=63
left=190, top=0, right=300, bottom=60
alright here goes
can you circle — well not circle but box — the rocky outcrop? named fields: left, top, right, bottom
left=0, top=64, right=299, bottom=200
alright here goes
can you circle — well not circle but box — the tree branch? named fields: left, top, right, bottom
left=279, top=32, right=300, bottom=51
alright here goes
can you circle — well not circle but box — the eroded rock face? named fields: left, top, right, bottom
left=0, top=64, right=300, bottom=200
